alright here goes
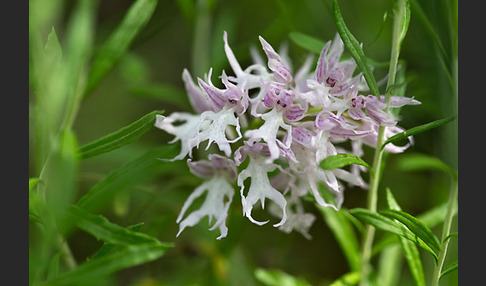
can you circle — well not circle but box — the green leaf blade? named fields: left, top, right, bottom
left=42, top=243, right=172, bottom=286
left=397, top=152, right=457, bottom=181
left=439, top=260, right=458, bottom=280
left=381, top=116, right=456, bottom=152
left=332, top=0, right=379, bottom=96
left=319, top=153, right=371, bottom=171
left=76, top=145, right=178, bottom=212
left=85, top=0, right=158, bottom=96
left=288, top=32, right=326, bottom=54
left=78, top=110, right=164, bottom=159
left=254, top=268, right=312, bottom=286
left=386, top=189, right=426, bottom=286
left=67, top=205, right=160, bottom=246
left=349, top=208, right=438, bottom=262
left=317, top=206, right=361, bottom=272
left=380, top=209, right=441, bottom=252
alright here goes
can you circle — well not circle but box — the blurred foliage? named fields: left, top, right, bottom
left=29, top=0, right=457, bottom=285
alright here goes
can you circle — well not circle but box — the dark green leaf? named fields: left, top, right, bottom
left=288, top=32, right=326, bottom=54
left=67, top=205, right=159, bottom=246
left=386, top=189, right=426, bottom=286
left=76, top=145, right=178, bottom=212
left=317, top=206, right=361, bottom=271
left=439, top=260, right=458, bottom=280
left=350, top=208, right=438, bottom=262
left=332, top=0, right=379, bottom=96
left=380, top=209, right=441, bottom=252
left=85, top=0, right=158, bottom=96
left=254, top=268, right=311, bottom=286
left=443, top=232, right=458, bottom=243
left=329, top=271, right=360, bottom=286
left=78, top=110, right=164, bottom=159
left=42, top=243, right=172, bottom=286
left=319, top=153, right=371, bottom=171
left=381, top=116, right=456, bottom=151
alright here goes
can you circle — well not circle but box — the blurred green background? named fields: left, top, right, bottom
left=29, top=0, right=458, bottom=285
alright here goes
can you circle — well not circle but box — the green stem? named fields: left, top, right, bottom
left=430, top=181, right=458, bottom=286
left=359, top=1, right=407, bottom=284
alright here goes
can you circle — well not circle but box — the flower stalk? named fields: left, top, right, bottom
left=430, top=180, right=458, bottom=286
left=359, top=0, right=409, bottom=284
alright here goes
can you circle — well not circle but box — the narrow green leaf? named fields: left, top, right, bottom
left=397, top=152, right=457, bottom=181
left=439, top=260, right=458, bottom=280
left=85, top=0, right=158, bottom=96
left=78, top=110, right=164, bottom=159
left=319, top=153, right=371, bottom=171
left=29, top=178, right=40, bottom=192
left=398, top=238, right=425, bottom=286
left=46, top=253, right=61, bottom=281
left=393, top=0, right=411, bottom=53
left=317, top=206, right=361, bottom=271
left=443, top=232, right=458, bottom=243
left=76, top=144, right=178, bottom=212
left=128, top=84, right=190, bottom=109
left=67, top=205, right=159, bottom=246
left=42, top=243, right=172, bottom=286
left=386, top=189, right=426, bottom=286
left=417, top=201, right=458, bottom=229
left=44, top=130, right=80, bottom=231
left=349, top=208, right=438, bottom=262
left=380, top=209, right=441, bottom=252
left=288, top=32, right=326, bottom=54
left=381, top=116, right=456, bottom=151
left=329, top=271, right=360, bottom=286
left=254, top=268, right=312, bottom=286
left=377, top=244, right=402, bottom=286
left=332, top=0, right=379, bottom=96
left=59, top=0, right=97, bottom=130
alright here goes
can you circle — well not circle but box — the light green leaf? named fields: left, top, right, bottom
left=29, top=178, right=40, bottom=192
left=439, top=260, right=458, bottom=280
left=43, top=130, right=80, bottom=230
left=76, top=145, right=178, bottom=212
left=67, top=205, right=160, bottom=246
left=380, top=209, right=441, bottom=252
left=288, top=32, right=326, bottom=54
left=381, top=116, right=456, bottom=151
left=317, top=206, right=361, bottom=272
left=78, top=110, right=164, bottom=159
left=377, top=244, right=402, bottom=286
left=319, top=154, right=371, bottom=171
left=41, top=243, right=172, bottom=286
left=397, top=152, right=457, bottom=181
left=329, top=271, right=360, bottom=286
left=254, top=268, right=311, bottom=286
left=417, top=201, right=458, bottom=229
left=332, top=0, right=379, bottom=96
left=85, top=0, right=158, bottom=96
left=393, top=0, right=411, bottom=53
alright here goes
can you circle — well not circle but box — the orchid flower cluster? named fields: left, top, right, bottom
left=155, top=32, right=420, bottom=240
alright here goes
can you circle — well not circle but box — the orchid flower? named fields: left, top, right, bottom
left=154, top=31, right=421, bottom=239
